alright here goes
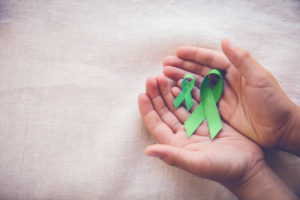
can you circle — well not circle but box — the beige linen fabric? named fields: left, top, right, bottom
left=0, top=0, right=299, bottom=199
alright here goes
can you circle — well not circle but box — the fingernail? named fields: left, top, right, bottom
left=146, top=152, right=161, bottom=158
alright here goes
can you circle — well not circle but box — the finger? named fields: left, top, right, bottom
left=163, top=56, right=211, bottom=77
left=155, top=75, right=185, bottom=132
left=164, top=54, right=241, bottom=96
left=138, top=94, right=173, bottom=144
left=176, top=46, right=232, bottom=70
left=145, top=144, right=209, bottom=177
left=147, top=82, right=196, bottom=132
left=156, top=75, right=190, bottom=120
left=155, top=75, right=176, bottom=112
left=221, top=38, right=268, bottom=86
left=163, top=66, right=203, bottom=86
left=155, top=76, right=206, bottom=143
left=146, top=77, right=183, bottom=133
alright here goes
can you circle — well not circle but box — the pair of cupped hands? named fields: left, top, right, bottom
left=138, top=39, right=300, bottom=199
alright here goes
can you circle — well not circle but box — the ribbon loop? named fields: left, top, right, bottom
left=174, top=74, right=195, bottom=111
left=184, top=69, right=223, bottom=139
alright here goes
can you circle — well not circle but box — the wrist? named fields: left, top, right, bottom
left=225, top=160, right=266, bottom=195
left=278, top=104, right=300, bottom=156
left=228, top=161, right=298, bottom=200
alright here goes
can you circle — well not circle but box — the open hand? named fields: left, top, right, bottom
left=163, top=39, right=299, bottom=149
left=138, top=75, right=264, bottom=187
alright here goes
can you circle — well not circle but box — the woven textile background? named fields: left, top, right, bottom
left=0, top=0, right=299, bottom=199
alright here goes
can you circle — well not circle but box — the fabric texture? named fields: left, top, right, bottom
left=0, top=0, right=299, bottom=199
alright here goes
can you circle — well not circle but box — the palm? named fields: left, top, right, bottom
left=138, top=75, right=263, bottom=184
left=231, top=72, right=293, bottom=148
left=162, top=45, right=295, bottom=148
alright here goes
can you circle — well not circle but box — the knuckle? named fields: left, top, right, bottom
left=195, top=64, right=203, bottom=75
left=163, top=156, right=176, bottom=166
left=235, top=49, right=251, bottom=68
left=162, top=148, right=181, bottom=167
left=205, top=54, right=214, bottom=66
left=238, top=49, right=251, bottom=61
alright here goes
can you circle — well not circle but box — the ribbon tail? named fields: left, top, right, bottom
left=174, top=92, right=185, bottom=109
left=202, top=88, right=222, bottom=139
left=207, top=112, right=222, bottom=139
left=185, top=92, right=193, bottom=111
left=184, top=103, right=206, bottom=138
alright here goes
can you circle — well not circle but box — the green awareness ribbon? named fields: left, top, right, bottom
left=174, top=74, right=195, bottom=111
left=184, top=69, right=223, bottom=139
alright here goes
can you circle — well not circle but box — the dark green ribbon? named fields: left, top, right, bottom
left=174, top=74, right=195, bottom=111
left=184, top=69, right=223, bottom=139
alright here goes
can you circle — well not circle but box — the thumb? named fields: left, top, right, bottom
left=145, top=144, right=208, bottom=177
left=221, top=38, right=267, bottom=85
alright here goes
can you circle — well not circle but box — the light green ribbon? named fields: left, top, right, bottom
left=184, top=69, right=223, bottom=139
left=174, top=74, right=195, bottom=111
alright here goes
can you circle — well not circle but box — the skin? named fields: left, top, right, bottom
left=138, top=39, right=300, bottom=199
left=138, top=75, right=264, bottom=186
left=163, top=39, right=300, bottom=153
left=138, top=75, right=298, bottom=199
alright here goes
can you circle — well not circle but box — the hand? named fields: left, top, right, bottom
left=163, top=38, right=300, bottom=151
left=138, top=75, right=298, bottom=199
left=138, top=75, right=264, bottom=188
